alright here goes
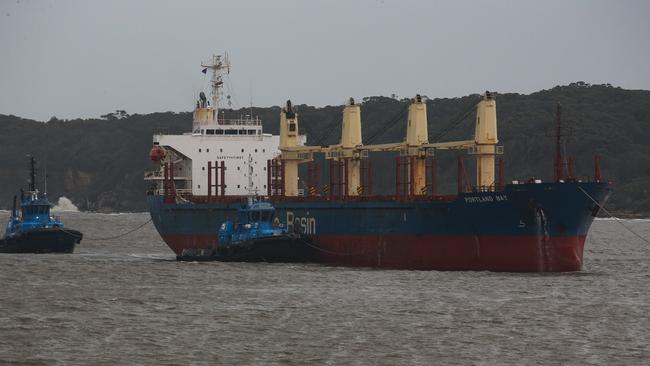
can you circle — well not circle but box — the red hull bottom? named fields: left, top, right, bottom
left=160, top=234, right=586, bottom=272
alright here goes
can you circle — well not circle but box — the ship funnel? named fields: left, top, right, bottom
left=193, top=90, right=216, bottom=131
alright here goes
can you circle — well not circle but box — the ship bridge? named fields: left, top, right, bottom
left=145, top=53, right=285, bottom=197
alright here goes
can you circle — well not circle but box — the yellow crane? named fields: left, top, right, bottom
left=277, top=92, right=502, bottom=197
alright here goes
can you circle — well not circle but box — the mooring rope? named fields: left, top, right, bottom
left=578, top=186, right=650, bottom=245
left=65, top=218, right=153, bottom=241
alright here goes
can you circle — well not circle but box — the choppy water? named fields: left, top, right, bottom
left=0, top=212, right=649, bottom=365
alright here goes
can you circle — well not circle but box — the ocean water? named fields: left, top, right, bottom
left=0, top=212, right=649, bottom=365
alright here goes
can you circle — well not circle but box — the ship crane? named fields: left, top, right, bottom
left=277, top=92, right=503, bottom=197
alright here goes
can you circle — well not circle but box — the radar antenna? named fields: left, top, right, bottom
left=201, top=53, right=231, bottom=120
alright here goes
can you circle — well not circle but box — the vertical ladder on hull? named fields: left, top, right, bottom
left=395, top=156, right=411, bottom=198
left=329, top=159, right=345, bottom=199
left=457, top=156, right=471, bottom=194
left=163, top=162, right=176, bottom=204
left=425, top=158, right=437, bottom=196
left=267, top=159, right=285, bottom=197
left=207, top=161, right=226, bottom=200
left=306, top=161, right=321, bottom=197
left=359, top=159, right=372, bottom=196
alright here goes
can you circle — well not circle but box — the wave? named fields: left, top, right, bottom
left=84, top=211, right=150, bottom=216
left=595, top=217, right=650, bottom=222
left=51, top=197, right=80, bottom=212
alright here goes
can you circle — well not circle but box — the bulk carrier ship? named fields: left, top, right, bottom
left=145, top=54, right=611, bottom=272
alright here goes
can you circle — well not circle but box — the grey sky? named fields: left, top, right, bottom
left=1, top=0, right=648, bottom=121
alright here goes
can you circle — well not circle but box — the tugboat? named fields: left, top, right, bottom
left=177, top=199, right=315, bottom=262
left=0, top=157, right=83, bottom=253
left=177, top=156, right=316, bottom=262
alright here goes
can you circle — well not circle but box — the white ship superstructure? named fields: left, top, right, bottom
left=145, top=54, right=302, bottom=196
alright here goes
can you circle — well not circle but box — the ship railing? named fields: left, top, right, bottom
left=144, top=171, right=191, bottom=181
left=470, top=185, right=500, bottom=193
left=150, top=188, right=194, bottom=196
left=180, top=193, right=458, bottom=204
left=144, top=170, right=163, bottom=178
left=217, top=117, right=262, bottom=126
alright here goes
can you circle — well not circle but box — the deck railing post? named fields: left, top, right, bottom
left=219, top=160, right=226, bottom=197
left=207, top=161, right=212, bottom=200
left=395, top=156, right=400, bottom=198
left=267, top=160, right=272, bottom=196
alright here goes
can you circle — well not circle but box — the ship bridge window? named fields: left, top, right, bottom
left=26, top=206, right=48, bottom=215
left=239, top=129, right=246, bottom=135
left=225, top=130, right=237, bottom=135
left=250, top=211, right=272, bottom=222
left=215, top=130, right=224, bottom=135
left=248, top=129, right=256, bottom=135
left=206, top=129, right=215, bottom=135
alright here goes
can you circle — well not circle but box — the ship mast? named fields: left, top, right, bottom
left=201, top=54, right=230, bottom=121
left=28, top=155, right=36, bottom=192
left=554, top=103, right=566, bottom=181
left=246, top=154, right=258, bottom=205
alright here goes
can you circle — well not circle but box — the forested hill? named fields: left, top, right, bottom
left=1, top=83, right=649, bottom=216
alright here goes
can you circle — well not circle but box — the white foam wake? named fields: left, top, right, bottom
left=52, top=197, right=80, bottom=212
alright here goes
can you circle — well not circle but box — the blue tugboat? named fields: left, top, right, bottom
left=0, top=157, right=83, bottom=253
left=177, top=199, right=315, bottom=262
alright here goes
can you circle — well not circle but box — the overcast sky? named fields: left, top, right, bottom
left=1, top=0, right=649, bottom=121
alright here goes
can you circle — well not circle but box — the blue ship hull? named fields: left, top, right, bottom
left=147, top=181, right=611, bottom=272
left=0, top=227, right=82, bottom=254
left=177, top=235, right=318, bottom=262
